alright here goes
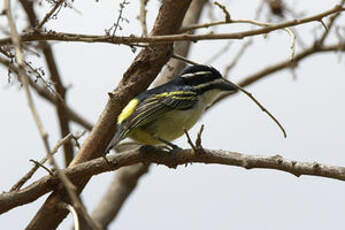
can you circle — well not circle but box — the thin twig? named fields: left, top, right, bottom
left=0, top=48, right=61, bottom=100
left=139, top=0, right=148, bottom=36
left=59, top=203, right=80, bottom=230
left=195, top=124, right=205, bottom=150
left=0, top=56, right=93, bottom=130
left=319, top=19, right=328, bottom=32
left=223, top=39, right=253, bottom=77
left=182, top=15, right=296, bottom=60
left=45, top=138, right=101, bottom=230
left=225, top=80, right=287, bottom=138
left=171, top=53, right=200, bottom=65
left=27, top=77, right=93, bottom=130
left=286, top=27, right=296, bottom=61
left=29, top=160, right=54, bottom=176
left=183, top=128, right=197, bottom=152
left=318, top=0, right=345, bottom=44
left=36, top=0, right=65, bottom=29
left=10, top=133, right=77, bottom=191
left=5, top=0, right=51, bottom=155
left=214, top=1, right=231, bottom=22
left=206, top=41, right=232, bottom=64
left=1, top=5, right=344, bottom=47
left=106, top=0, right=130, bottom=36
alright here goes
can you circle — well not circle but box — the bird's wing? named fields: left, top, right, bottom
left=106, top=91, right=198, bottom=152
left=127, top=91, right=198, bottom=130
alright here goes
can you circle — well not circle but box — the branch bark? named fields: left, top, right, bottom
left=155, top=0, right=208, bottom=85
left=19, top=0, right=75, bottom=166
left=3, top=145, right=345, bottom=215
left=25, top=1, right=192, bottom=229
left=84, top=1, right=208, bottom=228
left=88, top=163, right=149, bottom=229
left=0, top=5, right=343, bottom=47
left=0, top=57, right=93, bottom=131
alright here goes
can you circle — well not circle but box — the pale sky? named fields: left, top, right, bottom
left=1, top=0, right=345, bottom=229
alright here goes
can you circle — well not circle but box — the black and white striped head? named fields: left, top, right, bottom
left=178, top=65, right=237, bottom=93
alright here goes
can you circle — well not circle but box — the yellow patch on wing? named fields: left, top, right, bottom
left=154, top=91, right=196, bottom=98
left=117, top=98, right=139, bottom=124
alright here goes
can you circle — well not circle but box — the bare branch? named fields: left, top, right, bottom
left=28, top=78, right=93, bottom=131
left=0, top=5, right=343, bottom=47
left=233, top=82, right=287, bottom=137
left=85, top=164, right=149, bottom=229
left=0, top=56, right=93, bottom=131
left=5, top=0, right=51, bottom=155
left=36, top=0, right=65, bottom=29
left=139, top=0, right=149, bottom=36
left=10, top=133, right=85, bottom=191
left=19, top=0, right=75, bottom=166
left=214, top=1, right=231, bottom=22
left=155, top=0, right=208, bottom=85
left=212, top=42, right=345, bottom=108
left=85, top=2, right=208, bottom=228
left=317, top=0, right=345, bottom=44
left=223, top=39, right=252, bottom=76
left=25, top=1, right=193, bottom=229
left=59, top=203, right=80, bottom=230
left=106, top=0, right=130, bottom=36
left=171, top=53, right=200, bottom=65
left=44, top=136, right=101, bottom=230
left=3, top=145, right=345, bottom=215
left=10, top=134, right=72, bottom=191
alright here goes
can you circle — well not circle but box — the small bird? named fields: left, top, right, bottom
left=106, top=65, right=237, bottom=152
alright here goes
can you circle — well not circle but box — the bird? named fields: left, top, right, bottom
left=106, top=65, right=237, bottom=153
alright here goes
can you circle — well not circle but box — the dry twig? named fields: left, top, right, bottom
left=59, top=203, right=80, bottom=230
left=10, top=133, right=86, bottom=191
left=5, top=0, right=51, bottom=156
left=44, top=137, right=101, bottom=230
left=139, top=0, right=149, bottom=36
left=24, top=1, right=193, bottom=229
left=1, top=5, right=344, bottom=47
left=36, top=0, right=65, bottom=29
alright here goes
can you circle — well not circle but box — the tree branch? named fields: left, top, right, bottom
left=155, top=0, right=208, bottom=85
left=0, top=57, right=93, bottom=131
left=210, top=42, right=345, bottom=107
left=84, top=1, right=208, bottom=228
left=18, top=0, right=75, bottom=167
left=88, top=163, right=149, bottom=229
left=25, top=1, right=192, bottom=229
left=3, top=145, right=345, bottom=215
left=0, top=5, right=343, bottom=47
left=4, top=0, right=51, bottom=158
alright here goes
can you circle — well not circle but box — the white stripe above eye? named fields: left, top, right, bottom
left=194, top=78, right=224, bottom=89
left=180, top=71, right=213, bottom=78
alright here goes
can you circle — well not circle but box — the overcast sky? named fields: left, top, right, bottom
left=1, top=0, right=345, bottom=229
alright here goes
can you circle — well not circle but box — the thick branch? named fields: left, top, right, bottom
left=88, top=163, right=149, bottom=229
left=25, top=1, right=192, bottom=229
left=85, top=1, right=208, bottom=228
left=2, top=146, right=345, bottom=215
left=155, top=0, right=208, bottom=85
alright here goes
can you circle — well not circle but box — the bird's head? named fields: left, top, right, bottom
left=178, top=65, right=237, bottom=93
left=177, top=65, right=237, bottom=106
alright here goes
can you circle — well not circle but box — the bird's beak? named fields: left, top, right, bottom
left=221, top=78, right=238, bottom=92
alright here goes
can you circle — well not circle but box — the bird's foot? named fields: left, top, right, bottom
left=157, top=138, right=183, bottom=168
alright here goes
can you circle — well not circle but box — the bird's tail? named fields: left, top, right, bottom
left=105, top=127, right=124, bottom=154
